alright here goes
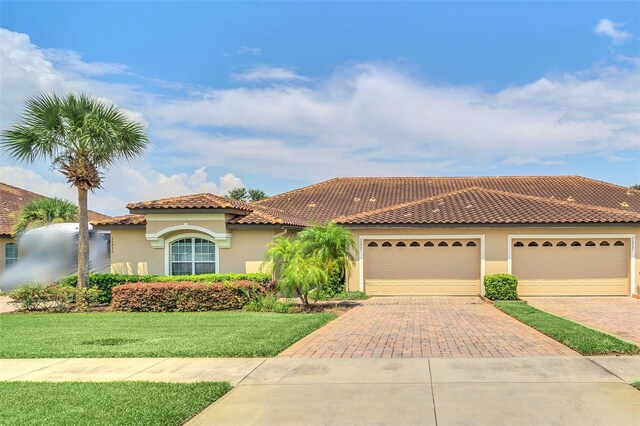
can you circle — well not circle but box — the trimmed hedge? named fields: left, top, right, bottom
left=484, top=274, right=518, bottom=301
left=59, top=273, right=272, bottom=303
left=111, top=281, right=267, bottom=312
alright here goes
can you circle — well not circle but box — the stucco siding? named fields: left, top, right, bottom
left=110, top=229, right=163, bottom=275
left=347, top=226, right=640, bottom=295
left=109, top=227, right=278, bottom=276
left=219, top=229, right=277, bottom=273
left=145, top=214, right=228, bottom=236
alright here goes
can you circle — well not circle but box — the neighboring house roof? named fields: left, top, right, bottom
left=0, top=182, right=111, bottom=237
left=91, top=214, right=146, bottom=226
left=256, top=176, right=640, bottom=225
left=127, top=193, right=253, bottom=211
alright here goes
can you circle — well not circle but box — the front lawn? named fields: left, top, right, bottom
left=494, top=301, right=640, bottom=356
left=0, top=311, right=335, bottom=358
left=0, top=381, right=230, bottom=426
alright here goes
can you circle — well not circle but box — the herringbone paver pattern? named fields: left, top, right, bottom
left=280, top=297, right=576, bottom=358
left=524, top=297, right=640, bottom=345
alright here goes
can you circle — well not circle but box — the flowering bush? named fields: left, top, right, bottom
left=58, top=272, right=272, bottom=303
left=111, top=280, right=268, bottom=312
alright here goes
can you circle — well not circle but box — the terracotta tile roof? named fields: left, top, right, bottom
left=334, top=187, right=640, bottom=225
left=91, top=214, right=146, bottom=226
left=227, top=205, right=310, bottom=227
left=257, top=176, right=640, bottom=224
left=0, top=182, right=110, bottom=237
left=127, top=193, right=253, bottom=211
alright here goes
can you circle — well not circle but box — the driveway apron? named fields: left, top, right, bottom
left=280, top=297, right=576, bottom=358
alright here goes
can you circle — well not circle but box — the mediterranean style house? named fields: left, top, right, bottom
left=91, top=176, right=640, bottom=297
left=0, top=182, right=110, bottom=274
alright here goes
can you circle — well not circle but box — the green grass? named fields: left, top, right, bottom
left=0, top=381, right=230, bottom=426
left=632, top=381, right=640, bottom=390
left=494, top=301, right=640, bottom=356
left=0, top=311, right=335, bottom=358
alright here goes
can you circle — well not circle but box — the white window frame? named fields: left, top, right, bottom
left=165, top=234, right=219, bottom=275
left=358, top=234, right=486, bottom=294
left=4, top=243, right=18, bottom=267
left=507, top=233, right=636, bottom=296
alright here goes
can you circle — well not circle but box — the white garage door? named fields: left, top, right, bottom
left=512, top=238, right=630, bottom=296
left=363, top=238, right=481, bottom=296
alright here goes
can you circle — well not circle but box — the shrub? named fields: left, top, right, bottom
left=9, top=284, right=101, bottom=312
left=243, top=294, right=295, bottom=313
left=111, top=280, right=267, bottom=312
left=484, top=274, right=518, bottom=300
left=10, top=284, right=49, bottom=311
left=59, top=272, right=272, bottom=303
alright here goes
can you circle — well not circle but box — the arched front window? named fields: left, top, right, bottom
left=170, top=237, right=216, bottom=275
left=4, top=243, right=18, bottom=267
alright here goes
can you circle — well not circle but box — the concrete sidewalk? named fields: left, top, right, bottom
left=2, top=356, right=639, bottom=425
left=0, top=358, right=265, bottom=385
left=189, top=356, right=640, bottom=426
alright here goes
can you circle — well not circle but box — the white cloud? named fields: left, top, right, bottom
left=0, top=165, right=244, bottom=216
left=0, top=28, right=142, bottom=129
left=502, top=156, right=565, bottom=166
left=237, top=46, right=262, bottom=56
left=2, top=26, right=639, bottom=205
left=108, top=166, right=244, bottom=204
left=232, top=66, right=310, bottom=82
left=149, top=61, right=640, bottom=176
left=594, top=19, right=632, bottom=44
left=44, top=49, right=128, bottom=76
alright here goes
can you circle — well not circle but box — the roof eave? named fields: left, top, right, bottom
left=339, top=221, right=640, bottom=228
left=127, top=207, right=251, bottom=215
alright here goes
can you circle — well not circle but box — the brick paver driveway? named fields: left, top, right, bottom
left=280, top=297, right=575, bottom=358
left=524, top=297, right=640, bottom=345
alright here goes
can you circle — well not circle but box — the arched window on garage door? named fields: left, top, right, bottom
left=170, top=237, right=216, bottom=275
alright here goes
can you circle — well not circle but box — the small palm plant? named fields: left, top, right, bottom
left=298, top=222, right=357, bottom=294
left=2, top=93, right=149, bottom=297
left=279, top=253, right=328, bottom=308
left=13, top=197, right=78, bottom=235
left=262, top=237, right=303, bottom=282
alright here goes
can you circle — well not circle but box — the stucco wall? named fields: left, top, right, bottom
left=346, top=226, right=640, bottom=294
left=145, top=213, right=228, bottom=235
left=219, top=229, right=277, bottom=273
left=109, top=227, right=279, bottom=276
left=110, top=229, right=163, bottom=275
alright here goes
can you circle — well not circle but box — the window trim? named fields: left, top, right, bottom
left=164, top=233, right=219, bottom=275
left=4, top=243, right=18, bottom=267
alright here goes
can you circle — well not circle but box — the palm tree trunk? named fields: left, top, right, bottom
left=77, top=186, right=89, bottom=299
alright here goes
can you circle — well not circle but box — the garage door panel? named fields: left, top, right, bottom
left=518, top=279, right=628, bottom=296
left=364, top=239, right=481, bottom=296
left=512, top=238, right=630, bottom=296
left=367, top=279, right=479, bottom=296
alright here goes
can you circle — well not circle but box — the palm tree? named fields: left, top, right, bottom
left=13, top=197, right=78, bottom=235
left=2, top=93, right=149, bottom=295
left=298, top=222, right=357, bottom=291
left=279, top=253, right=327, bottom=308
left=262, top=237, right=303, bottom=282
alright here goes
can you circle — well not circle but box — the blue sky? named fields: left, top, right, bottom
left=1, top=1, right=639, bottom=215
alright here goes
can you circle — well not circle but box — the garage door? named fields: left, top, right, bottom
left=364, top=238, right=481, bottom=296
left=512, top=238, right=630, bottom=296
